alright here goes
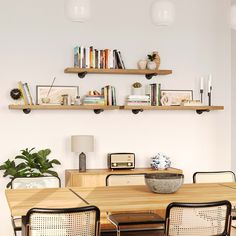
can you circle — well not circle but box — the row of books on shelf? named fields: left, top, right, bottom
left=82, top=86, right=117, bottom=106
left=18, top=81, right=34, bottom=105
left=74, top=46, right=126, bottom=69
left=126, top=83, right=161, bottom=106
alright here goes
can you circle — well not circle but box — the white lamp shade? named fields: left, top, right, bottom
left=151, top=0, right=175, bottom=26
left=231, top=4, right=236, bottom=30
left=64, top=0, right=91, bottom=22
left=71, top=135, right=94, bottom=153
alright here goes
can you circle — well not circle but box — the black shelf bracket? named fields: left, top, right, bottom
left=78, top=72, right=88, bottom=78
left=94, top=109, right=104, bottom=114
left=132, top=109, right=144, bottom=114
left=23, top=108, right=31, bottom=114
left=196, top=109, right=210, bottom=115
left=145, top=73, right=157, bottom=80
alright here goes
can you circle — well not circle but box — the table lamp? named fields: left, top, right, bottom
left=71, top=135, right=94, bottom=172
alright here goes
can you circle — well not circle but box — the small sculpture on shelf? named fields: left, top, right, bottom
left=150, top=153, right=171, bottom=170
left=147, top=51, right=161, bottom=70
left=132, top=82, right=143, bottom=95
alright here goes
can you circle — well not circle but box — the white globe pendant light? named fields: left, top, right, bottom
left=151, top=0, right=175, bottom=26
left=231, top=4, right=236, bottom=30
left=64, top=0, right=91, bottom=22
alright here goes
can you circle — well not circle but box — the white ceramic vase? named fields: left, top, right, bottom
left=147, top=61, right=157, bottom=70
left=138, top=59, right=147, bottom=70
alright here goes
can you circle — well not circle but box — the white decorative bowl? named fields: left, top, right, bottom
left=145, top=173, right=184, bottom=194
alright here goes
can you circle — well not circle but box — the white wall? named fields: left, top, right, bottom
left=0, top=0, right=231, bottom=234
left=232, top=1, right=236, bottom=172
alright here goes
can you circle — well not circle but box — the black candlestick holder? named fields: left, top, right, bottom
left=208, top=88, right=212, bottom=106
left=200, top=89, right=203, bottom=103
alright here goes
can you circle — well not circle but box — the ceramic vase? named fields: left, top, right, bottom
left=147, top=61, right=157, bottom=70
left=138, top=59, right=147, bottom=69
left=150, top=153, right=171, bottom=170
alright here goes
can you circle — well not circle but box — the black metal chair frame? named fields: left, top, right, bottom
left=106, top=173, right=165, bottom=236
left=165, top=200, right=232, bottom=236
left=10, top=176, right=61, bottom=236
left=193, top=171, right=236, bottom=183
left=24, top=206, right=100, bottom=236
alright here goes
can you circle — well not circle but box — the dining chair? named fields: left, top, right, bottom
left=10, top=176, right=61, bottom=236
left=24, top=205, right=100, bottom=236
left=164, top=200, right=232, bottom=236
left=193, top=171, right=236, bottom=183
left=105, top=173, right=165, bottom=236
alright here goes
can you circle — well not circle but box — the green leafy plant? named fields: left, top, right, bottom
left=0, top=148, right=61, bottom=188
left=147, top=53, right=157, bottom=61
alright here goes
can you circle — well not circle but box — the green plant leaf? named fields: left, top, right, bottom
left=50, top=159, right=61, bottom=165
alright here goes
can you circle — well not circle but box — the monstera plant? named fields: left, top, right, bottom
left=0, top=148, right=61, bottom=188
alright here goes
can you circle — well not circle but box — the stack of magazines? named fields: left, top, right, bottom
left=82, top=95, right=105, bottom=106
left=126, top=95, right=151, bottom=106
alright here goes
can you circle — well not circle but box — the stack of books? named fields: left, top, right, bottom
left=18, top=81, right=34, bottom=105
left=146, top=83, right=161, bottom=106
left=101, top=85, right=117, bottom=106
left=74, top=46, right=125, bottom=69
left=126, top=95, right=151, bottom=106
left=82, top=95, right=105, bottom=106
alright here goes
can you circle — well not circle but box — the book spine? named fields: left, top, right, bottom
left=85, top=47, right=90, bottom=68
left=111, top=86, right=116, bottom=105
left=158, top=83, right=161, bottom=106
left=97, top=50, right=101, bottom=69
left=24, top=83, right=34, bottom=105
left=118, top=51, right=125, bottom=69
left=74, top=46, right=79, bottom=67
left=18, top=81, right=28, bottom=105
left=104, top=49, right=109, bottom=69
left=90, top=46, right=93, bottom=68
left=80, top=46, right=84, bottom=68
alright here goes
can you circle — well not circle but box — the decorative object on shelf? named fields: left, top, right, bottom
left=10, top=88, right=22, bottom=100
left=145, top=173, right=184, bottom=194
left=160, top=90, right=193, bottom=106
left=71, top=135, right=94, bottom=172
left=41, top=77, right=56, bottom=104
left=150, top=153, right=171, bottom=170
left=181, top=100, right=202, bottom=106
left=17, top=81, right=34, bottom=105
left=208, top=74, right=212, bottom=106
left=231, top=4, right=236, bottom=30
left=64, top=0, right=91, bottom=22
left=152, top=51, right=161, bottom=69
left=132, top=82, right=143, bottom=95
left=0, top=148, right=61, bottom=188
left=200, top=77, right=204, bottom=104
left=151, top=0, right=175, bottom=26
left=147, top=53, right=158, bottom=70
left=36, top=85, right=79, bottom=105
left=137, top=59, right=147, bottom=70
left=146, top=83, right=161, bottom=106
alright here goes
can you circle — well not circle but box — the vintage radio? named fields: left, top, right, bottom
left=107, top=153, right=135, bottom=169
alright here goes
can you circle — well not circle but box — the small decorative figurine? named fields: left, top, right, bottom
left=147, top=53, right=158, bottom=70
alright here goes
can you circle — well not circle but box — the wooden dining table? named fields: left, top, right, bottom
left=5, top=182, right=236, bottom=235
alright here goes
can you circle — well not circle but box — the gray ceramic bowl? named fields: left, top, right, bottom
left=145, top=173, right=184, bottom=194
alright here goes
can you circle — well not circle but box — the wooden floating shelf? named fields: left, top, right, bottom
left=9, top=104, right=224, bottom=115
left=64, top=68, right=172, bottom=79
left=121, top=105, right=224, bottom=114
left=8, top=105, right=119, bottom=114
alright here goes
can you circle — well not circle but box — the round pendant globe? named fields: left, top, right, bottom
left=231, top=4, right=236, bottom=30
left=151, top=0, right=175, bottom=26
left=64, top=0, right=91, bottom=22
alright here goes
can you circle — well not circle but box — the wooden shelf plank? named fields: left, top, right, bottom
left=64, top=68, right=172, bottom=76
left=120, top=106, right=224, bottom=111
left=8, top=105, right=119, bottom=110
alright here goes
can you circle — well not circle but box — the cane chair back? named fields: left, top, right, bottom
left=11, top=176, right=61, bottom=189
left=165, top=201, right=232, bottom=236
left=25, top=206, right=100, bottom=236
left=106, top=174, right=164, bottom=236
left=193, top=171, right=236, bottom=183
left=106, top=173, right=145, bottom=186
left=11, top=176, right=61, bottom=236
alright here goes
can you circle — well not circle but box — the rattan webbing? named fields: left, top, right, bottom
left=168, top=206, right=228, bottom=236
left=29, top=211, right=97, bottom=236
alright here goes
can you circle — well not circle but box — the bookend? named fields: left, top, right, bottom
left=132, top=109, right=143, bottom=114
left=196, top=109, right=210, bottom=115
left=145, top=73, right=157, bottom=80
left=78, top=72, right=88, bottom=78
left=94, top=109, right=104, bottom=114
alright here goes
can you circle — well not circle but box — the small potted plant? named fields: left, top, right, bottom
left=132, top=82, right=143, bottom=95
left=0, top=148, right=61, bottom=188
left=147, top=53, right=158, bottom=70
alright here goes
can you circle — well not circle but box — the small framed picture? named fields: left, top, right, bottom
left=36, top=85, right=79, bottom=105
left=160, top=90, right=193, bottom=106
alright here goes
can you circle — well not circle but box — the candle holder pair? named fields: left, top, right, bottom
left=200, top=75, right=212, bottom=106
